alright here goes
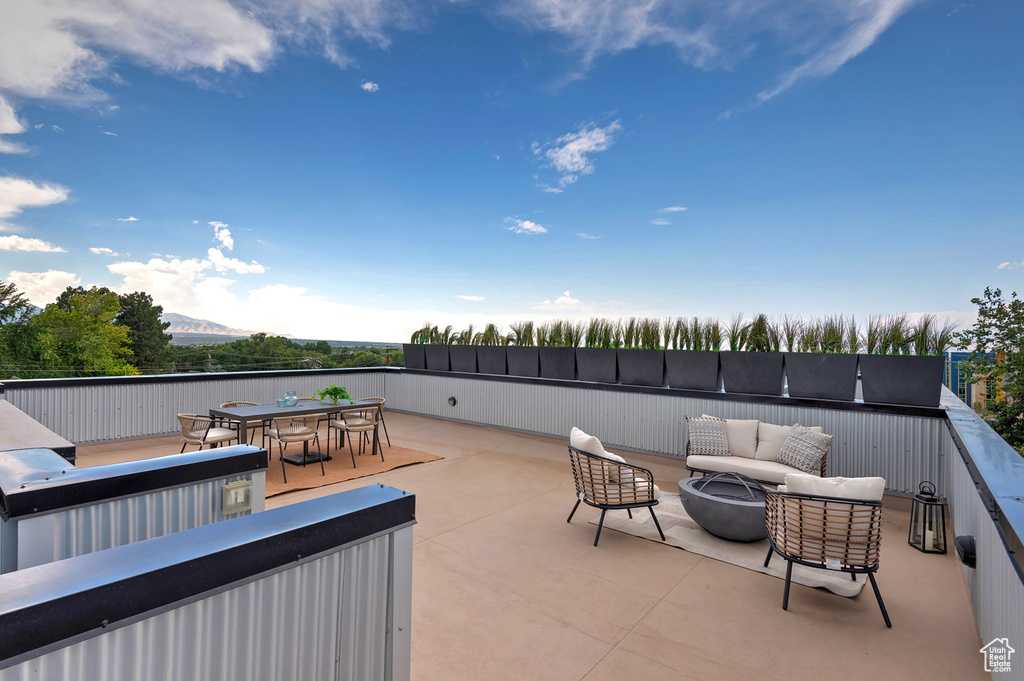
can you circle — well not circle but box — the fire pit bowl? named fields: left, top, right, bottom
left=678, top=472, right=768, bottom=542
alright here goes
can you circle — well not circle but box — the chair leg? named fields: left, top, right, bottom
left=627, top=509, right=632, bottom=519
left=867, top=573, right=892, bottom=628
left=764, top=546, right=773, bottom=568
left=648, top=507, right=666, bottom=541
left=567, top=499, right=581, bottom=523
left=347, top=435, right=357, bottom=468
left=380, top=412, right=391, bottom=446
left=180, top=442, right=187, bottom=454
left=782, top=560, right=793, bottom=610
left=315, top=435, right=325, bottom=476
left=593, top=509, right=608, bottom=546
left=278, top=441, right=287, bottom=484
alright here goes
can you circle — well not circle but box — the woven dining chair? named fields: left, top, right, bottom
left=219, top=401, right=260, bottom=445
left=176, top=413, right=239, bottom=453
left=764, top=490, right=891, bottom=627
left=356, top=397, right=390, bottom=447
left=328, top=406, right=382, bottom=468
left=267, top=414, right=324, bottom=483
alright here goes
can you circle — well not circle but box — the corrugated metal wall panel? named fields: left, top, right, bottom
left=0, top=533, right=394, bottom=681
left=384, top=373, right=948, bottom=495
left=4, top=373, right=384, bottom=443
left=53, top=474, right=254, bottom=561
left=946, top=431, right=1024, bottom=663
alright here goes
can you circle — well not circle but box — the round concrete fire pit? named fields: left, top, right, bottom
left=678, top=472, right=768, bottom=542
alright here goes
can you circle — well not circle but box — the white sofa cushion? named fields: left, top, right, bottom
left=755, top=422, right=792, bottom=461
left=776, top=424, right=833, bottom=474
left=701, top=415, right=758, bottom=458
left=784, top=473, right=886, bottom=502
left=686, top=415, right=730, bottom=457
left=685, top=455, right=809, bottom=485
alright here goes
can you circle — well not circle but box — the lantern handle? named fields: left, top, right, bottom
left=919, top=480, right=936, bottom=497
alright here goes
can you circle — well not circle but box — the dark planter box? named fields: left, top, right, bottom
left=576, top=348, right=617, bottom=383
left=449, top=345, right=478, bottom=373
left=785, top=352, right=858, bottom=401
left=859, top=354, right=945, bottom=407
left=403, top=343, right=425, bottom=370
left=423, top=344, right=450, bottom=372
left=617, top=349, right=665, bottom=387
left=665, top=350, right=719, bottom=391
left=506, top=346, right=540, bottom=377
left=477, top=346, right=507, bottom=375
left=720, top=351, right=784, bottom=396
left=539, top=347, right=576, bottom=380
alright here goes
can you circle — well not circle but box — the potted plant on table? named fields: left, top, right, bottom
left=314, top=383, right=355, bottom=405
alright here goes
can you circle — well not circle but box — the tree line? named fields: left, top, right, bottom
left=0, top=281, right=403, bottom=379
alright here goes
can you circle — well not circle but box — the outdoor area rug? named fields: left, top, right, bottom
left=264, top=444, right=443, bottom=498
left=591, top=492, right=866, bottom=597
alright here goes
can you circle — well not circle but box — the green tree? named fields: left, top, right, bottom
left=54, top=285, right=112, bottom=312
left=0, top=281, right=39, bottom=378
left=116, top=291, right=172, bottom=373
left=31, top=288, right=137, bottom=377
left=956, top=287, right=1024, bottom=455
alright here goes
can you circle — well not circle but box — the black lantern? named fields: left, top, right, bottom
left=908, top=481, right=947, bottom=554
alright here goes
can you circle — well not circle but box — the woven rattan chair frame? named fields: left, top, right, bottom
left=566, top=444, right=666, bottom=547
left=176, top=413, right=239, bottom=453
left=763, top=490, right=891, bottom=627
left=268, top=415, right=324, bottom=483
left=357, top=397, right=391, bottom=447
left=684, top=440, right=828, bottom=483
left=219, top=401, right=261, bottom=445
left=328, top=407, right=382, bottom=469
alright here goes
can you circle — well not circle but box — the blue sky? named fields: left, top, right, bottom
left=0, top=0, right=1021, bottom=342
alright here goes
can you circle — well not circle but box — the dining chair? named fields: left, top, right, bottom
left=356, top=397, right=390, bottom=447
left=328, top=406, right=382, bottom=468
left=267, top=415, right=324, bottom=483
left=218, top=401, right=260, bottom=445
left=176, top=413, right=239, bottom=453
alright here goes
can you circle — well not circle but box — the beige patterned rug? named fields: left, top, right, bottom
left=592, top=493, right=866, bottom=597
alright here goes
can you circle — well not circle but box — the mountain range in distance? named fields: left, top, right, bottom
left=162, top=312, right=399, bottom=348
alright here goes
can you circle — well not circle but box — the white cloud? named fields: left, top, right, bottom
left=117, top=216, right=138, bottom=222
left=576, top=233, right=601, bottom=239
left=90, top=246, right=118, bottom=256
left=0, top=235, right=66, bottom=252
left=361, top=81, right=380, bottom=92
left=534, top=290, right=582, bottom=310
left=0, top=176, right=69, bottom=220
left=0, top=95, right=28, bottom=154
left=658, top=206, right=687, bottom=213
left=650, top=218, right=670, bottom=226
left=7, top=269, right=80, bottom=305
left=456, top=294, right=484, bottom=302
left=542, top=186, right=563, bottom=194
left=102, top=131, right=118, bottom=136
left=504, top=217, right=548, bottom=235
left=206, top=247, right=264, bottom=274
left=997, top=261, right=1023, bottom=270
left=998, top=262, right=1011, bottom=269
left=209, top=221, right=233, bottom=250
left=534, top=120, right=621, bottom=187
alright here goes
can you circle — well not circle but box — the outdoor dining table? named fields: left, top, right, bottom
left=209, top=400, right=378, bottom=466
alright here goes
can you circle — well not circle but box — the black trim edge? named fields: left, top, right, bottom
left=0, top=484, right=416, bottom=666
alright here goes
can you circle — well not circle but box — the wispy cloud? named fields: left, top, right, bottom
left=456, top=294, right=484, bottom=301
left=209, top=221, right=233, bottom=250
left=102, top=131, right=118, bottom=136
left=505, top=217, right=548, bottom=235
left=361, top=81, right=380, bottom=92
left=542, top=186, right=563, bottom=194
left=90, top=246, right=119, bottom=256
left=534, top=290, right=581, bottom=310
left=997, top=261, right=1023, bottom=270
left=534, top=119, right=622, bottom=188
left=658, top=206, right=687, bottom=214
left=6, top=270, right=80, bottom=306
left=576, top=233, right=601, bottom=239
left=650, top=219, right=671, bottom=226
left=117, top=216, right=139, bottom=222
left=0, top=235, right=66, bottom=252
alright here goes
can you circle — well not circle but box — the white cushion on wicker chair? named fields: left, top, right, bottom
left=191, top=426, right=236, bottom=442
left=686, top=455, right=808, bottom=484
left=783, top=473, right=885, bottom=501
left=570, top=427, right=625, bottom=464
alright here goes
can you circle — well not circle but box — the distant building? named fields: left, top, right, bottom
left=945, top=351, right=1000, bottom=412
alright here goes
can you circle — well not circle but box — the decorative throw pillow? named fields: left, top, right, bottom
left=776, top=424, right=834, bottom=474
left=703, top=416, right=758, bottom=459
left=685, top=415, right=730, bottom=457
left=754, top=422, right=792, bottom=461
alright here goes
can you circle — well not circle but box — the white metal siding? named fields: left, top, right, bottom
left=384, top=373, right=949, bottom=495
left=4, top=373, right=384, bottom=443
left=0, top=533, right=395, bottom=681
left=947, top=432, right=1024, bottom=669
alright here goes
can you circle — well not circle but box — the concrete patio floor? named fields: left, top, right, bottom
left=76, top=412, right=986, bottom=681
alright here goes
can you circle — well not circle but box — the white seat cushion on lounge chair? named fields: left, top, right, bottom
left=686, top=455, right=813, bottom=485
left=783, top=473, right=886, bottom=502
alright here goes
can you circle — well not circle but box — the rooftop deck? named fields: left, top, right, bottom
left=76, top=412, right=986, bottom=681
